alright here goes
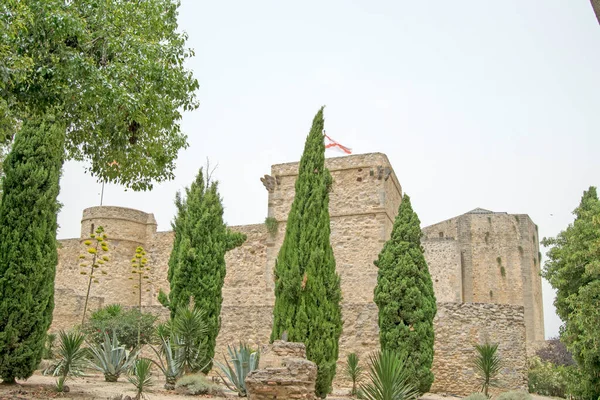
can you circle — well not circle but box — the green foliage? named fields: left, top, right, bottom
left=373, top=194, right=437, bottom=393
left=500, top=266, right=506, bottom=277
left=128, top=358, right=153, bottom=400
left=170, top=307, right=209, bottom=374
left=88, top=332, right=140, bottom=382
left=265, top=217, right=279, bottom=235
left=175, top=373, right=224, bottom=396
left=496, top=257, right=502, bottom=265
left=162, top=168, right=246, bottom=372
left=215, top=342, right=260, bottom=396
left=270, top=107, right=342, bottom=398
left=527, top=356, right=570, bottom=398
left=148, top=334, right=183, bottom=389
left=0, top=0, right=199, bottom=190
left=474, top=343, right=501, bottom=397
left=462, top=393, right=488, bottom=400
left=495, top=391, right=532, bottom=400
left=80, top=226, right=110, bottom=325
left=0, top=115, right=64, bottom=383
left=84, top=305, right=157, bottom=350
left=43, top=333, right=57, bottom=360
left=43, top=331, right=88, bottom=392
left=344, top=353, right=364, bottom=396
left=542, top=187, right=600, bottom=398
left=359, top=350, right=418, bottom=400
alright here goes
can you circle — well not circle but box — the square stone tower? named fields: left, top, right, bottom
left=263, top=152, right=402, bottom=360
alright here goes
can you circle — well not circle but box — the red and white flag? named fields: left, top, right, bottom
left=324, top=132, right=352, bottom=154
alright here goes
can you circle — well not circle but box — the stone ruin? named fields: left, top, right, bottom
left=245, top=341, right=317, bottom=400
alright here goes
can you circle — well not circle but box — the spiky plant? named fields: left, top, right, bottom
left=215, top=342, right=260, bottom=396
left=88, top=332, right=140, bottom=382
left=474, top=342, right=502, bottom=397
left=79, top=226, right=110, bottom=325
left=43, top=331, right=88, bottom=392
left=148, top=334, right=183, bottom=389
left=171, top=307, right=209, bottom=374
left=359, top=350, right=419, bottom=400
left=128, top=358, right=153, bottom=400
left=344, top=353, right=363, bottom=396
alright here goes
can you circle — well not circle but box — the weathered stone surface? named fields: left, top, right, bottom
left=53, top=153, right=542, bottom=396
left=246, top=341, right=317, bottom=400
left=430, top=302, right=528, bottom=397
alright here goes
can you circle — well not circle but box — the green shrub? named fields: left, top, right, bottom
left=344, top=353, right=363, bottom=397
left=175, top=374, right=223, bottom=396
left=527, top=356, right=569, bottom=398
left=462, top=393, right=488, bottom=400
left=43, top=331, right=88, bottom=392
left=88, top=332, right=140, bottom=382
left=43, top=333, right=57, bottom=360
left=495, top=391, right=532, bottom=400
left=128, top=358, right=153, bottom=400
left=84, top=304, right=157, bottom=350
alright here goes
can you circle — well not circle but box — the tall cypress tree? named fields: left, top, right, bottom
left=160, top=169, right=246, bottom=372
left=270, top=107, right=342, bottom=398
left=374, top=194, right=437, bottom=393
left=0, top=114, right=64, bottom=383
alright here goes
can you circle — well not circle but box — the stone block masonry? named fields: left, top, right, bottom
left=53, top=153, right=540, bottom=394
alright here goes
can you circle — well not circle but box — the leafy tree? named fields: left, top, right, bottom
left=373, top=194, right=437, bottom=393
left=270, top=107, right=342, bottom=398
left=159, top=168, right=246, bottom=372
left=0, top=0, right=198, bottom=190
left=0, top=114, right=64, bottom=383
left=542, top=187, right=600, bottom=399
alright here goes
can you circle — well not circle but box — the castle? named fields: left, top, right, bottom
left=54, top=153, right=543, bottom=396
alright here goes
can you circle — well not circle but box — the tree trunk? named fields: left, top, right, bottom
left=592, top=0, right=600, bottom=25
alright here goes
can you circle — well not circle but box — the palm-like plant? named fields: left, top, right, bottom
left=148, top=334, right=184, bottom=389
left=474, top=343, right=502, bottom=397
left=88, top=332, right=140, bottom=382
left=344, top=352, right=363, bottom=396
left=215, top=342, right=260, bottom=396
left=359, top=350, right=419, bottom=400
left=128, top=358, right=153, bottom=400
left=43, top=330, right=88, bottom=392
left=171, top=307, right=209, bottom=374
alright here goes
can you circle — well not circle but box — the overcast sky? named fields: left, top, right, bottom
left=57, top=1, right=600, bottom=339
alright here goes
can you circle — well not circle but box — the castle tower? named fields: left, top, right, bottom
left=262, top=153, right=402, bottom=361
left=422, top=209, right=545, bottom=343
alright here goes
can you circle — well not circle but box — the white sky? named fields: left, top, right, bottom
left=57, top=0, right=600, bottom=339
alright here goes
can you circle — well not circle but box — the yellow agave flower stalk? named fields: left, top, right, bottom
left=79, top=226, right=110, bottom=325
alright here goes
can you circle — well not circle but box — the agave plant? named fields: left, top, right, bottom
left=128, top=358, right=153, bottom=400
left=215, top=342, right=260, bottom=397
left=88, top=331, right=140, bottom=382
left=171, top=307, right=209, bottom=374
left=344, top=352, right=364, bottom=396
left=474, top=342, right=502, bottom=397
left=43, top=330, right=88, bottom=392
left=359, top=349, right=419, bottom=400
left=148, top=334, right=184, bottom=389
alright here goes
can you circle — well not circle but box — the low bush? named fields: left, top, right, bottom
left=462, top=393, right=487, bottom=400
left=528, top=356, right=569, bottom=398
left=84, top=304, right=157, bottom=349
left=495, top=391, right=532, bottom=400
left=175, top=374, right=224, bottom=396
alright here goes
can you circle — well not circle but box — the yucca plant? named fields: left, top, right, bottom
left=171, top=307, right=209, bottom=374
left=148, top=334, right=184, bottom=389
left=43, top=331, right=88, bottom=392
left=215, top=342, right=260, bottom=396
left=128, top=358, right=153, bottom=400
left=359, top=350, right=419, bottom=400
left=344, top=352, right=363, bottom=396
left=474, top=342, right=502, bottom=397
left=88, top=332, right=140, bottom=382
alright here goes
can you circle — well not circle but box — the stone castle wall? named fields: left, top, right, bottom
left=54, top=153, right=538, bottom=394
